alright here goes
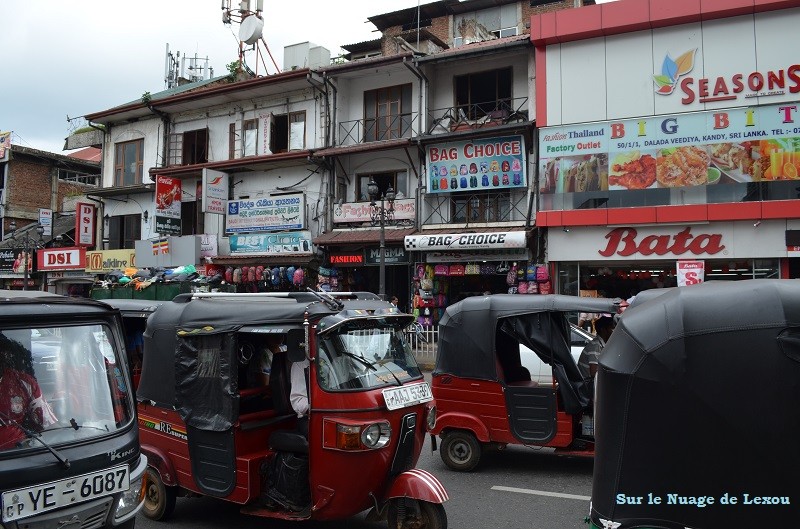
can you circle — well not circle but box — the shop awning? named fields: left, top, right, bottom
left=207, top=254, right=316, bottom=266
left=313, top=227, right=416, bottom=246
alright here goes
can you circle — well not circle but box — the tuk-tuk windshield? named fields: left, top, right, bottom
left=0, top=324, right=134, bottom=452
left=317, top=323, right=423, bottom=391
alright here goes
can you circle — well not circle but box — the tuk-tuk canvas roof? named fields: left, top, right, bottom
left=436, top=294, right=620, bottom=382
left=592, top=280, right=800, bottom=527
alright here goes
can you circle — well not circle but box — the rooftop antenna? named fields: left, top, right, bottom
left=165, top=44, right=213, bottom=89
left=221, top=0, right=275, bottom=75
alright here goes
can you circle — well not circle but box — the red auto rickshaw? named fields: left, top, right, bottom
left=429, top=294, right=620, bottom=471
left=136, top=291, right=447, bottom=527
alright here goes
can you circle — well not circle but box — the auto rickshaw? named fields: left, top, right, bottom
left=590, top=279, right=799, bottom=528
left=0, top=291, right=146, bottom=528
left=103, top=299, right=164, bottom=389
left=429, top=294, right=621, bottom=471
left=136, top=291, right=447, bottom=528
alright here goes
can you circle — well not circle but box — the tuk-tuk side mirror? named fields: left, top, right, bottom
left=286, top=329, right=306, bottom=363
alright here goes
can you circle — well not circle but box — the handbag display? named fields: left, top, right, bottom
left=449, top=264, right=465, bottom=276
left=434, top=264, right=449, bottom=276
left=536, top=264, right=550, bottom=282
left=465, top=263, right=480, bottom=275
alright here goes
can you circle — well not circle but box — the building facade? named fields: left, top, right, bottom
left=531, top=0, right=800, bottom=299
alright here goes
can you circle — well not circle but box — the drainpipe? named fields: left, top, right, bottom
left=87, top=121, right=108, bottom=246
left=146, top=104, right=171, bottom=169
left=322, top=72, right=338, bottom=232
left=405, top=56, right=428, bottom=231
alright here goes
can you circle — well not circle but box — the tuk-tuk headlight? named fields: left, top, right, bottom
left=426, top=405, right=437, bottom=431
left=114, top=470, right=146, bottom=520
left=360, top=421, right=391, bottom=449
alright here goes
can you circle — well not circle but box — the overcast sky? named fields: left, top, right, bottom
left=2, top=0, right=615, bottom=155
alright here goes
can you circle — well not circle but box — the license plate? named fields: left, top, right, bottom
left=2, top=465, right=129, bottom=523
left=383, top=382, right=433, bottom=411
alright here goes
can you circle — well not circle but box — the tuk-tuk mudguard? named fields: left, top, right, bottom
left=385, top=469, right=449, bottom=504
left=141, top=443, right=178, bottom=486
left=431, top=411, right=491, bottom=442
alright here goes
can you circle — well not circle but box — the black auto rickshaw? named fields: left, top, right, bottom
left=429, top=294, right=620, bottom=471
left=103, top=299, right=164, bottom=388
left=590, top=279, right=799, bottom=528
left=0, top=290, right=146, bottom=528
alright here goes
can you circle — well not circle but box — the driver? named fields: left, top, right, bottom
left=0, top=334, right=57, bottom=450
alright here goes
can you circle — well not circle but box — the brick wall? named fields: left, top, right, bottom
left=5, top=159, right=53, bottom=218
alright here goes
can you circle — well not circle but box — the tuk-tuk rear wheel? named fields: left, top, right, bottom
left=388, top=499, right=447, bottom=529
left=142, top=467, right=177, bottom=521
left=440, top=431, right=481, bottom=472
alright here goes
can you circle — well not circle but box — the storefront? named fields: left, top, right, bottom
left=531, top=0, right=800, bottom=295
left=549, top=221, right=792, bottom=300
left=38, top=246, right=93, bottom=296
left=404, top=228, right=538, bottom=327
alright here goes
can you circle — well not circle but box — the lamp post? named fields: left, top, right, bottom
left=368, top=179, right=396, bottom=300
left=9, top=220, right=45, bottom=291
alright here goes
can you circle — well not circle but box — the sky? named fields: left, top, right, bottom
left=1, top=0, right=616, bottom=155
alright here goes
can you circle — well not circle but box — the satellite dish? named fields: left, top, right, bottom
left=239, top=15, right=264, bottom=45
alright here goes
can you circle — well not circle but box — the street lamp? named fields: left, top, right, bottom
left=9, top=220, right=45, bottom=291
left=368, top=179, right=396, bottom=299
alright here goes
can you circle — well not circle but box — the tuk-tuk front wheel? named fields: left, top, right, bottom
left=388, top=498, right=447, bottom=529
left=440, top=431, right=481, bottom=472
left=142, top=467, right=177, bottom=521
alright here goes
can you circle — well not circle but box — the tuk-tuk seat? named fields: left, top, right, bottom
left=269, top=430, right=309, bottom=454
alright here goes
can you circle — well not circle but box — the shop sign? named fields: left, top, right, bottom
left=226, top=192, right=305, bottom=232
left=676, top=260, right=705, bottom=286
left=365, top=247, right=409, bottom=265
left=37, top=247, right=86, bottom=271
left=425, top=135, right=527, bottom=194
left=200, top=234, right=218, bottom=257
left=600, top=227, right=725, bottom=258
left=404, top=231, right=526, bottom=251
left=334, top=199, right=415, bottom=224
left=788, top=245, right=800, bottom=258
left=330, top=252, right=364, bottom=266
left=39, top=208, right=52, bottom=237
left=539, top=102, right=800, bottom=194
left=75, top=202, right=96, bottom=246
left=229, top=230, right=313, bottom=256
left=653, top=49, right=800, bottom=105
left=85, top=250, right=137, bottom=273
left=202, top=169, right=228, bottom=215
left=0, top=249, right=16, bottom=272
left=155, top=216, right=181, bottom=236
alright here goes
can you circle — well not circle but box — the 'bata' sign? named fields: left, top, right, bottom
left=37, top=247, right=86, bottom=271
left=599, top=227, right=725, bottom=258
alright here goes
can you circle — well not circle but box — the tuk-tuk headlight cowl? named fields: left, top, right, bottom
left=360, top=422, right=391, bottom=449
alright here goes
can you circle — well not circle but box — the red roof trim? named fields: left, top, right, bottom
left=530, top=0, right=800, bottom=45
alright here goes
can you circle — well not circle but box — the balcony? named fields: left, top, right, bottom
left=337, top=112, right=421, bottom=147
left=421, top=189, right=529, bottom=226
left=426, top=97, right=529, bottom=135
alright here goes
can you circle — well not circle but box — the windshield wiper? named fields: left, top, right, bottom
left=339, top=351, right=378, bottom=371
left=0, top=411, right=70, bottom=469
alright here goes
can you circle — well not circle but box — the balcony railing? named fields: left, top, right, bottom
left=337, top=112, right=420, bottom=146
left=420, top=189, right=529, bottom=226
left=427, top=97, right=529, bottom=135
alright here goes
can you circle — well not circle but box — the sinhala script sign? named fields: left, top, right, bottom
left=226, top=193, right=305, bottom=233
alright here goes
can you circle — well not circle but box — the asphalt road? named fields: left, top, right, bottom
left=134, top=435, right=593, bottom=529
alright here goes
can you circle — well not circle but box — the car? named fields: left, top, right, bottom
left=521, top=323, right=594, bottom=385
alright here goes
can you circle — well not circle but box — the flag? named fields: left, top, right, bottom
left=152, top=238, right=169, bottom=255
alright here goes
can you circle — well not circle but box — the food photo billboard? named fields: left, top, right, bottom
left=538, top=102, right=800, bottom=194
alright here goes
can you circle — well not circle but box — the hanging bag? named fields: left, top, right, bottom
left=448, top=264, right=465, bottom=276
left=465, top=262, right=480, bottom=275
left=536, top=264, right=550, bottom=282
left=526, top=264, right=538, bottom=281
left=434, top=264, right=449, bottom=276
left=506, top=264, right=518, bottom=286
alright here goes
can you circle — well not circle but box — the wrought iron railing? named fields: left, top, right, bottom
left=337, top=112, right=421, bottom=146
left=426, top=96, right=529, bottom=135
left=420, top=189, right=529, bottom=226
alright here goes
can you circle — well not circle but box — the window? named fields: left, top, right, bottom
left=357, top=171, right=409, bottom=202
left=183, top=128, right=208, bottom=165
left=113, top=139, right=143, bottom=186
left=243, top=119, right=258, bottom=157
left=451, top=191, right=510, bottom=223
left=455, top=68, right=513, bottom=120
left=58, top=169, right=98, bottom=186
left=107, top=214, right=141, bottom=250
left=453, top=5, right=518, bottom=47
left=270, top=111, right=306, bottom=153
left=364, top=84, right=412, bottom=142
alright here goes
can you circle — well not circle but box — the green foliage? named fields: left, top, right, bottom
left=141, top=92, right=152, bottom=105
